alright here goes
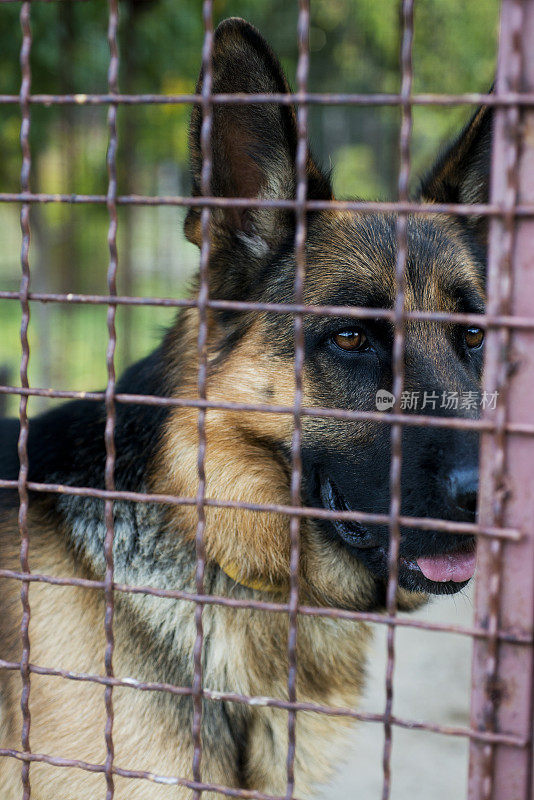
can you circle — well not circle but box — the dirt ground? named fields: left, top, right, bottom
left=317, top=584, right=474, bottom=799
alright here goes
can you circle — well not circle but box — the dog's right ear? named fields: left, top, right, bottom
left=420, top=100, right=494, bottom=254
left=184, top=18, right=332, bottom=259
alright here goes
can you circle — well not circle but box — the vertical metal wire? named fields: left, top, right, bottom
left=191, top=2, right=214, bottom=796
left=381, top=2, right=413, bottom=798
left=18, top=3, right=32, bottom=798
left=284, top=2, right=310, bottom=798
left=103, top=0, right=120, bottom=797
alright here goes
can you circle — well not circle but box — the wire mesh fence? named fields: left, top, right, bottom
left=0, top=1, right=533, bottom=799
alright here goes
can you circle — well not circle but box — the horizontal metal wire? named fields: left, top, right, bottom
left=0, top=91, right=534, bottom=107
left=1, top=192, right=534, bottom=217
left=0, top=748, right=295, bottom=800
left=0, top=571, right=529, bottom=644
left=1, top=385, right=533, bottom=440
left=0, top=478, right=521, bottom=540
left=0, top=659, right=527, bottom=747
left=1, top=291, right=534, bottom=333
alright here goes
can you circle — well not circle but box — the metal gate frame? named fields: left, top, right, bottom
left=0, top=1, right=533, bottom=799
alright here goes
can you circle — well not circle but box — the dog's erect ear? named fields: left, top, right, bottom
left=184, top=17, right=332, bottom=253
left=420, top=100, right=493, bottom=253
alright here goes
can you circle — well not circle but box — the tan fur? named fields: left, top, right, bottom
left=157, top=308, right=381, bottom=596
left=0, top=514, right=201, bottom=798
left=0, top=507, right=371, bottom=799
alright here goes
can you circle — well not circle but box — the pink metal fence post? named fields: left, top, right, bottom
left=469, top=1, right=534, bottom=799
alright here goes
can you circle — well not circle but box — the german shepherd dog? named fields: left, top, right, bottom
left=1, top=17, right=489, bottom=800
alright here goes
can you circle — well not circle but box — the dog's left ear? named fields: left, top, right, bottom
left=184, top=18, right=332, bottom=259
left=420, top=100, right=493, bottom=253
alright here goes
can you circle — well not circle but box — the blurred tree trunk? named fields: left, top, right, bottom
left=55, top=1, right=79, bottom=297
left=118, top=6, right=137, bottom=368
left=118, top=0, right=158, bottom=367
left=0, top=365, right=10, bottom=416
left=30, top=159, right=54, bottom=395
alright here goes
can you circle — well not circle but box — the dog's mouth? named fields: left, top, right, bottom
left=318, top=475, right=477, bottom=595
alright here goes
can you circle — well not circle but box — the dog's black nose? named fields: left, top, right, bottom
left=448, top=466, right=478, bottom=516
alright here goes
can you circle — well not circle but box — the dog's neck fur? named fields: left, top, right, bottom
left=54, top=484, right=372, bottom=782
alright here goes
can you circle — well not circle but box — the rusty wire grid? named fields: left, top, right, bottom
left=0, top=0, right=534, bottom=799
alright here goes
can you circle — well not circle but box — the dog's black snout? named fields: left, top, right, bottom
left=448, top=466, right=478, bottom=516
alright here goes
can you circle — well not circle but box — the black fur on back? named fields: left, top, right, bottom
left=0, top=345, right=170, bottom=509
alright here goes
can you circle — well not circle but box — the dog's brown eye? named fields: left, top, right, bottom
left=332, top=329, right=368, bottom=352
left=464, top=327, right=484, bottom=349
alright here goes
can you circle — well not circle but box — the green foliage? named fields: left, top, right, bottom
left=333, top=143, right=385, bottom=200
left=0, top=0, right=500, bottom=192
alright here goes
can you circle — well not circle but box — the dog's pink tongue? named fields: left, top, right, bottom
left=416, top=551, right=476, bottom=583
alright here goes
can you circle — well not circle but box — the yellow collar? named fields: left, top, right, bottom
left=221, top=561, right=281, bottom=593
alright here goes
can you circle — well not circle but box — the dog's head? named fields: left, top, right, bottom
left=161, top=18, right=489, bottom=610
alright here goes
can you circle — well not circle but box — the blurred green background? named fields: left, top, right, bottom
left=0, top=0, right=499, bottom=416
